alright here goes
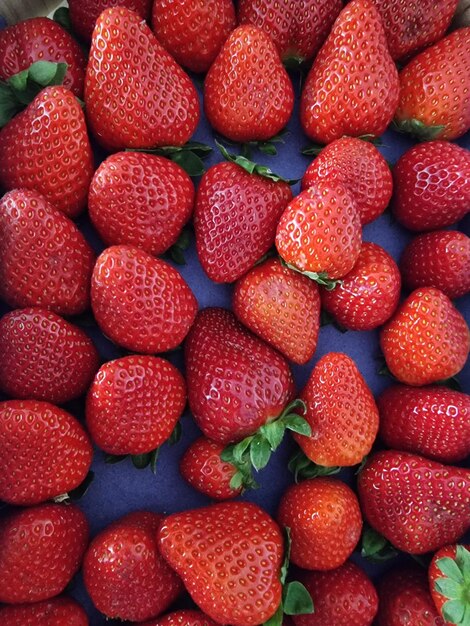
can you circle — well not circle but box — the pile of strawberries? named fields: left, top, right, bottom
left=0, top=0, right=469, bottom=624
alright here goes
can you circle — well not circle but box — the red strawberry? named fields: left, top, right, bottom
left=91, top=245, right=197, bottom=354
left=0, top=503, right=89, bottom=604
left=321, top=242, right=401, bottom=331
left=395, top=29, right=470, bottom=140
left=83, top=511, right=181, bottom=622
left=68, top=0, right=152, bottom=41
left=0, top=597, right=89, bottom=626
left=429, top=544, right=470, bottom=625
left=0, top=87, right=93, bottom=217
left=141, top=610, right=219, bottom=626
left=392, top=141, right=470, bottom=231
left=0, top=189, right=95, bottom=315
left=204, top=25, right=294, bottom=142
left=194, top=161, right=292, bottom=283
left=302, top=137, right=393, bottom=225
left=380, top=287, right=469, bottom=386
left=300, top=0, right=399, bottom=144
left=237, top=0, right=342, bottom=63
left=358, top=450, right=470, bottom=554
left=378, top=385, right=470, bottom=464
left=0, top=399, right=93, bottom=505
left=85, top=7, right=200, bottom=150
left=0, top=307, right=99, bottom=404
left=400, top=230, right=470, bottom=299
left=152, top=0, right=236, bottom=73
left=233, top=257, right=321, bottom=365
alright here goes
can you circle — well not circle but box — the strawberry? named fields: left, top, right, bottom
left=85, top=7, right=200, bottom=150
left=321, top=242, right=401, bottom=331
left=0, top=597, right=89, bottom=626
left=0, top=503, right=89, bottom=603
left=141, top=609, right=219, bottom=626
left=152, top=0, right=236, bottom=73
left=232, top=257, right=321, bottom=365
left=380, top=287, right=470, bottom=386
left=302, top=137, right=393, bottom=226
left=194, top=161, right=292, bottom=283
left=378, top=385, right=470, bottom=464
left=0, top=87, right=93, bottom=217
left=91, top=245, right=197, bottom=354
left=395, top=28, right=470, bottom=140
left=89, top=151, right=194, bottom=256
left=68, top=0, right=152, bottom=41
left=0, top=189, right=95, bottom=315
left=392, top=141, right=470, bottom=231
left=358, top=450, right=470, bottom=554
left=83, top=511, right=181, bottom=622
left=0, top=399, right=93, bottom=505
left=237, top=0, right=342, bottom=64
left=204, top=25, right=294, bottom=142
left=401, top=230, right=470, bottom=299
left=429, top=544, right=470, bottom=625
left=300, top=0, right=400, bottom=144
left=0, top=307, right=99, bottom=404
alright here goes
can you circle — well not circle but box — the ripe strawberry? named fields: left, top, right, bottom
left=275, top=182, right=362, bottom=281
left=152, top=0, right=236, bottom=73
left=0, top=503, right=89, bottom=604
left=0, top=189, right=95, bottom=315
left=0, top=87, right=93, bottom=217
left=89, top=152, right=195, bottom=256
left=204, top=25, right=294, bottom=142
left=395, top=29, right=470, bottom=140
left=378, top=385, right=470, bottom=464
left=380, top=287, right=469, bottom=386
left=321, top=242, right=401, bottom=331
left=400, top=230, right=470, bottom=299
left=91, top=245, right=197, bottom=354
left=85, top=7, right=200, bottom=150
left=300, top=0, right=399, bottom=144
left=392, top=141, right=470, bottom=231
left=237, top=0, right=342, bottom=63
left=429, top=544, right=470, bottom=625
left=358, top=450, right=470, bottom=554
left=0, top=307, right=99, bottom=404
left=302, top=137, right=393, bottom=225
left=141, top=609, right=219, bottom=626
left=194, top=161, right=292, bottom=283
left=233, top=258, right=321, bottom=365
left=68, top=0, right=152, bottom=41
left=0, top=597, right=89, bottom=626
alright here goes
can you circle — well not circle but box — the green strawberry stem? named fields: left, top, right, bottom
left=53, top=6, right=73, bottom=33
left=392, top=118, right=446, bottom=141
left=360, top=525, right=398, bottom=562
left=287, top=449, right=340, bottom=483
left=130, top=141, right=212, bottom=176
left=435, top=546, right=470, bottom=625
left=166, top=227, right=192, bottom=266
left=53, top=470, right=95, bottom=504
left=282, top=260, right=341, bottom=290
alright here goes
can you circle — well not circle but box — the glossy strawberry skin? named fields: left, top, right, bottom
left=86, top=355, right=186, bottom=455
left=84, top=511, right=182, bottom=623
left=91, top=245, right=197, bottom=354
left=185, top=308, right=295, bottom=444
left=0, top=307, right=99, bottom=404
left=204, top=25, right=294, bottom=142
left=0, top=189, right=95, bottom=315
left=380, top=287, right=470, bottom=386
left=68, top=0, right=151, bottom=41
left=85, top=7, right=200, bottom=150
left=0, top=87, right=94, bottom=217
left=158, top=502, right=283, bottom=626
left=233, top=258, right=321, bottom=364
left=321, top=243, right=401, bottom=331
left=392, top=141, right=470, bottom=231
left=300, top=0, right=399, bottom=144
left=0, top=504, right=89, bottom=604
left=141, top=610, right=219, bottom=626
left=0, top=597, right=89, bottom=626
left=195, top=162, right=292, bottom=283
left=358, top=451, right=470, bottom=554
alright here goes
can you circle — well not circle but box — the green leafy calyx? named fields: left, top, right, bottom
left=215, top=140, right=297, bottom=184
left=435, top=545, right=470, bottom=626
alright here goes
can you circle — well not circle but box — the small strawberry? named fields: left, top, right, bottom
left=300, top=0, right=399, bottom=144
left=0, top=503, right=89, bottom=604
left=85, top=7, right=200, bottom=150
left=141, top=609, right=219, bottom=626
left=380, top=287, right=469, bottom=386
left=0, top=597, right=89, bottom=626
left=68, top=0, right=152, bottom=41
left=358, top=450, right=470, bottom=554
left=0, top=189, right=95, bottom=315
left=429, top=544, right=470, bottom=625
left=91, top=245, right=197, bottom=354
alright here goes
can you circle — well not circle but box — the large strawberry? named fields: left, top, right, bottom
left=300, top=0, right=400, bottom=144
left=358, top=451, right=470, bottom=554
left=429, top=544, right=470, bottom=625
left=0, top=503, right=89, bottom=603
left=141, top=610, right=219, bottom=626
left=0, top=189, right=95, bottom=315
left=91, top=245, right=197, bottom=354
left=85, top=7, right=199, bottom=150
left=0, top=597, right=89, bottom=626
left=68, top=0, right=152, bottom=41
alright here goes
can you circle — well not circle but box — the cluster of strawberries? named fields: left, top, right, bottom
left=0, top=0, right=469, bottom=625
